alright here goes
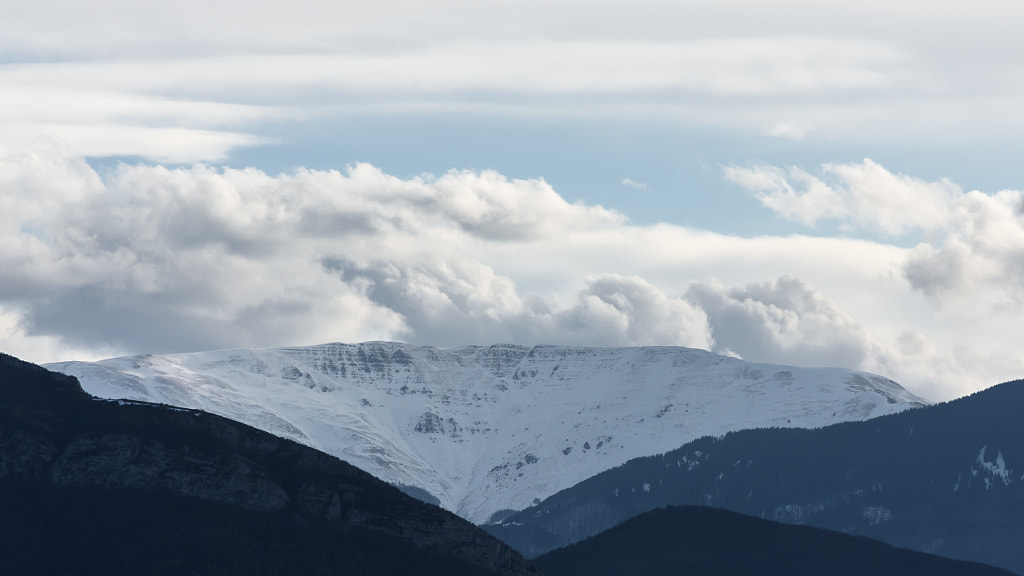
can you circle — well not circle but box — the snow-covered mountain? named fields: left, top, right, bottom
left=47, top=342, right=927, bottom=524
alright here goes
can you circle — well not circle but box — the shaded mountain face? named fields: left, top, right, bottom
left=534, top=506, right=1015, bottom=576
left=487, top=379, right=1024, bottom=574
left=48, top=342, right=926, bottom=524
left=0, top=354, right=538, bottom=576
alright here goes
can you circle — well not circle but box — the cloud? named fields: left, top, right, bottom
left=621, top=178, right=649, bottom=190
left=0, top=148, right=635, bottom=358
left=1, top=39, right=904, bottom=98
left=0, top=75, right=281, bottom=162
left=762, top=122, right=806, bottom=140
left=685, top=276, right=873, bottom=369
left=682, top=276, right=1024, bottom=402
left=0, top=36, right=915, bottom=162
left=3, top=148, right=1024, bottom=401
left=724, top=159, right=960, bottom=235
left=562, top=275, right=713, bottom=347
left=0, top=305, right=120, bottom=364
left=5, top=125, right=268, bottom=164
left=725, top=159, right=1024, bottom=317
left=6, top=0, right=1024, bottom=162
left=903, top=189, right=1024, bottom=312
left=322, top=258, right=713, bottom=348
left=722, top=164, right=845, bottom=227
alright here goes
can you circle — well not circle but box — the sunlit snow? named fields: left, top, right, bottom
left=48, top=342, right=927, bottom=524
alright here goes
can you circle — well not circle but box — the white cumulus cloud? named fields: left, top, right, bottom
left=724, top=159, right=960, bottom=235
left=685, top=276, right=874, bottom=370
left=726, top=159, right=1024, bottom=318
left=903, top=189, right=1024, bottom=312
left=2, top=148, right=1024, bottom=401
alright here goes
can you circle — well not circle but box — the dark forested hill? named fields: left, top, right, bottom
left=0, top=353, right=538, bottom=576
left=489, top=379, right=1024, bottom=574
left=534, top=506, right=1015, bottom=576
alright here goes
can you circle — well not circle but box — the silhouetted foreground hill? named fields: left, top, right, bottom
left=534, top=506, right=1014, bottom=576
left=0, top=353, right=539, bottom=575
left=490, top=379, right=1024, bottom=574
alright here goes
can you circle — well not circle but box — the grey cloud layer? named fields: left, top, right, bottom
left=3, top=149, right=1023, bottom=400
left=5, top=1, right=1024, bottom=160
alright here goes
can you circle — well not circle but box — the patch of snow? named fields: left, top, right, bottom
left=862, top=506, right=893, bottom=525
left=771, top=504, right=807, bottom=523
left=976, top=446, right=1012, bottom=489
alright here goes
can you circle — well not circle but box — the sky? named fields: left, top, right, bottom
left=2, top=0, right=1024, bottom=401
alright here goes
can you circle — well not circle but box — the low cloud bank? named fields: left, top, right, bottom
left=2, top=148, right=1023, bottom=400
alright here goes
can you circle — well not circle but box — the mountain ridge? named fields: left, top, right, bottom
left=534, top=505, right=1016, bottom=576
left=48, top=341, right=926, bottom=524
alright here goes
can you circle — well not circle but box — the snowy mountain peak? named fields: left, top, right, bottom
left=47, top=342, right=927, bottom=524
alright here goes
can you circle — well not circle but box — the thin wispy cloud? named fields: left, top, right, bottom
left=2, top=3, right=1023, bottom=160
left=723, top=160, right=961, bottom=235
left=726, top=159, right=1024, bottom=316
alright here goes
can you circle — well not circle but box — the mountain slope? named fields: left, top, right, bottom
left=48, top=342, right=926, bottom=524
left=0, top=353, right=537, bottom=576
left=487, top=379, right=1024, bottom=574
left=534, top=506, right=1015, bottom=576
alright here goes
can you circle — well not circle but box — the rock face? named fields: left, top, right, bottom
left=49, top=342, right=927, bottom=524
left=0, top=353, right=539, bottom=576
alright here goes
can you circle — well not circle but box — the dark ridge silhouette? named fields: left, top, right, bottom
left=489, top=379, right=1024, bottom=574
left=0, top=353, right=539, bottom=576
left=534, top=506, right=1015, bottom=576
